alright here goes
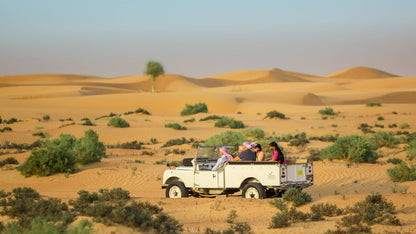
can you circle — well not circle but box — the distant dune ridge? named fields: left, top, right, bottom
left=0, top=66, right=415, bottom=112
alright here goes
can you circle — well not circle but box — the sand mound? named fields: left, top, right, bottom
left=343, top=77, right=416, bottom=89
left=136, top=74, right=205, bottom=92
left=326, top=66, right=398, bottom=79
left=0, top=74, right=105, bottom=84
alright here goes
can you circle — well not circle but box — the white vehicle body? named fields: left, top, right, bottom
left=162, top=145, right=313, bottom=199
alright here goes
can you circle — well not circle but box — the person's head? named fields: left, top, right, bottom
left=254, top=144, right=262, bottom=152
left=219, top=147, right=228, bottom=156
left=242, top=141, right=251, bottom=150
left=269, top=142, right=278, bottom=151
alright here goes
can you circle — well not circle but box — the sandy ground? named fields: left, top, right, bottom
left=1, top=67, right=416, bottom=233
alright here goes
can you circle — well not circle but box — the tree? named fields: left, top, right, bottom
left=144, top=61, right=165, bottom=93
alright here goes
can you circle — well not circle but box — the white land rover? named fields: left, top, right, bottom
left=162, top=145, right=313, bottom=199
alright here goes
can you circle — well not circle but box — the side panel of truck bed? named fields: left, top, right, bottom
left=224, top=164, right=281, bottom=188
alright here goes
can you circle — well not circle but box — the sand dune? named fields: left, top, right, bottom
left=326, top=66, right=398, bottom=79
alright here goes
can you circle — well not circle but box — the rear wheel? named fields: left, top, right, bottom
left=242, top=183, right=266, bottom=199
left=166, top=181, right=188, bottom=198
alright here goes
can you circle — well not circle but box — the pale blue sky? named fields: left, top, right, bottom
left=1, top=0, right=415, bottom=77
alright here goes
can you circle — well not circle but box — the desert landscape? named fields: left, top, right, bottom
left=1, top=66, right=416, bottom=233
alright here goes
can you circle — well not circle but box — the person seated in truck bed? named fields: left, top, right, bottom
left=212, top=147, right=234, bottom=170
left=254, top=144, right=265, bottom=161
left=269, top=142, right=286, bottom=164
left=232, top=142, right=256, bottom=161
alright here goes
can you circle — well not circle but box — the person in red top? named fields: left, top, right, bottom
left=269, top=142, right=286, bottom=164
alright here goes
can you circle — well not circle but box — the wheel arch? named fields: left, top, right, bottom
left=240, top=177, right=261, bottom=189
left=165, top=176, right=182, bottom=185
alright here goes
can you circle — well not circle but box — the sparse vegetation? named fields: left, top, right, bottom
left=386, top=158, right=402, bottom=165
left=241, top=127, right=265, bottom=140
left=0, top=127, right=13, bottom=133
left=42, top=114, right=50, bottom=121
left=205, top=210, right=252, bottom=234
left=321, top=135, right=379, bottom=163
left=309, top=134, right=338, bottom=142
left=180, top=102, right=208, bottom=116
left=107, top=116, right=130, bottom=128
left=288, top=132, right=309, bottom=148
left=0, top=157, right=19, bottom=167
left=264, top=110, right=287, bottom=120
left=107, top=140, right=145, bottom=149
left=377, top=116, right=384, bottom=121
left=307, top=149, right=322, bottom=161
left=161, top=137, right=194, bottom=148
left=165, top=123, right=187, bottom=130
left=5, top=117, right=20, bottom=124
left=406, top=139, right=416, bottom=160
left=366, top=102, right=382, bottom=107
left=310, top=203, right=343, bottom=217
left=370, top=131, right=399, bottom=149
left=282, top=188, right=312, bottom=207
left=183, top=118, right=195, bottom=123
left=73, top=129, right=106, bottom=165
left=200, top=115, right=221, bottom=121
left=204, top=131, right=247, bottom=153
left=95, top=112, right=117, bottom=120
left=358, top=123, right=375, bottom=134
left=387, top=161, right=416, bottom=182
left=318, top=107, right=335, bottom=116
left=80, top=118, right=95, bottom=126
left=399, top=122, right=410, bottom=129
left=214, top=116, right=245, bottom=129
left=32, top=132, right=46, bottom=138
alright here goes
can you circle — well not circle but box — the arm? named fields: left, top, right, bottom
left=269, top=151, right=278, bottom=161
left=232, top=156, right=240, bottom=162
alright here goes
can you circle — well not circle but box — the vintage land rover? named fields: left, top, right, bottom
left=162, top=145, right=313, bottom=199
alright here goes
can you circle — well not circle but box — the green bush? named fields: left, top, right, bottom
left=0, top=157, right=19, bottom=167
left=307, top=149, right=322, bottom=161
left=288, top=132, right=309, bottom=147
left=310, top=203, right=343, bottom=217
left=318, top=107, right=335, bottom=115
left=321, top=135, right=379, bottom=163
left=73, top=129, right=106, bottom=165
left=399, top=122, right=410, bottom=129
left=309, top=134, right=338, bottom=142
left=107, top=117, right=129, bottom=128
left=0, top=127, right=13, bottom=133
left=180, top=102, right=208, bottom=116
left=282, top=188, right=312, bottom=207
left=135, top=107, right=151, bottom=115
left=32, top=132, right=46, bottom=138
left=386, top=158, right=402, bottom=165
left=269, top=198, right=288, bottom=211
left=42, top=114, right=50, bottom=121
left=95, top=112, right=117, bottom=120
left=161, top=137, right=193, bottom=148
left=6, top=117, right=19, bottom=124
left=387, top=161, right=416, bottom=182
left=17, top=134, right=78, bottom=177
left=407, top=140, right=416, bottom=160
left=199, top=115, right=222, bottom=121
left=165, top=123, right=187, bottom=130
left=205, top=131, right=247, bottom=153
left=366, top=102, right=382, bottom=107
left=205, top=210, right=252, bottom=234
left=377, top=116, right=384, bottom=121
left=370, top=131, right=399, bottom=149
left=183, top=118, right=195, bottom=123
left=269, top=212, right=290, bottom=228
left=241, top=127, right=265, bottom=140
left=81, top=118, right=95, bottom=126
left=264, top=110, right=287, bottom=120
left=107, top=140, right=145, bottom=149
left=358, top=123, right=375, bottom=134
left=214, top=117, right=245, bottom=129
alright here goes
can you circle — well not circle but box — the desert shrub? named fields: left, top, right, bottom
left=214, top=117, right=245, bottom=129
left=326, top=215, right=372, bottom=234
left=377, top=116, right=384, bottom=121
left=5, top=117, right=19, bottom=124
left=374, top=123, right=384, bottom=128
left=17, top=134, right=78, bottom=177
left=205, top=131, right=248, bottom=153
left=264, top=110, right=287, bottom=120
left=206, top=210, right=252, bottom=234
left=107, top=140, right=145, bottom=150
left=183, top=118, right=195, bottom=123
left=165, top=123, right=187, bottom=130
left=318, top=107, right=335, bottom=115
left=269, top=212, right=290, bottom=228
left=241, top=127, right=265, bottom=140
left=191, top=140, right=204, bottom=148
left=388, top=123, right=398, bottom=128
left=0, top=115, right=2, bottom=123
left=81, top=118, right=95, bottom=126
left=399, top=122, right=410, bottom=129
left=141, top=150, right=154, bottom=156
left=269, top=198, right=288, bottom=211
left=387, top=161, right=416, bottom=182
left=386, top=158, right=402, bottom=165
left=307, top=149, right=322, bottom=161
left=366, top=102, right=382, bottom=107
left=309, top=134, right=338, bottom=142
left=310, top=203, right=343, bottom=217
left=155, top=159, right=167, bottom=165
left=167, top=160, right=183, bottom=167
left=73, top=129, right=106, bottom=165
left=406, top=139, right=416, bottom=160
left=32, top=132, right=46, bottom=138
left=65, top=219, right=93, bottom=234
left=277, top=133, right=293, bottom=142
left=199, top=115, right=222, bottom=121
left=370, top=131, right=399, bottom=149
left=107, top=117, right=129, bottom=128
left=95, top=112, right=117, bottom=120
left=0, top=157, right=19, bottom=167
left=161, top=137, right=193, bottom=148
left=135, top=107, right=151, bottom=115
left=0, top=187, right=75, bottom=229
left=321, top=135, right=379, bottom=163
left=288, top=132, right=309, bottom=147
left=0, top=140, right=43, bottom=151
left=321, top=116, right=328, bottom=120
left=0, top=127, right=13, bottom=132
left=180, top=102, right=208, bottom=116
left=0, top=217, right=62, bottom=234
left=59, top=122, right=76, bottom=128
left=150, top=138, right=158, bottom=144
left=282, top=188, right=312, bottom=207
left=42, top=114, right=50, bottom=121
left=358, top=123, right=375, bottom=134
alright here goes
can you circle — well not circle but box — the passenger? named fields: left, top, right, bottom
left=212, top=147, right=233, bottom=170
left=254, top=144, right=265, bottom=161
left=269, top=142, right=286, bottom=164
left=232, top=141, right=256, bottom=161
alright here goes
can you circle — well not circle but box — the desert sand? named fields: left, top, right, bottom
left=0, top=66, right=415, bottom=233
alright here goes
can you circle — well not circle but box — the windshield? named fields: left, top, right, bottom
left=196, top=145, right=233, bottom=160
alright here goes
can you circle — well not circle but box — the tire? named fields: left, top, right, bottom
left=166, top=181, right=188, bottom=198
left=242, top=183, right=266, bottom=199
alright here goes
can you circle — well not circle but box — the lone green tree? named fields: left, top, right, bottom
left=145, top=61, right=165, bottom=93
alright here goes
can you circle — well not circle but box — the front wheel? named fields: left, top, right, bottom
left=242, top=183, right=266, bottom=199
left=166, top=181, right=188, bottom=198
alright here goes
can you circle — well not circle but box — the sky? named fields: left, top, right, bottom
left=1, top=0, right=415, bottom=78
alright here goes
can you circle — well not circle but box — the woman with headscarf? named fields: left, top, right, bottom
left=212, top=147, right=234, bottom=170
left=269, top=142, right=286, bottom=164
